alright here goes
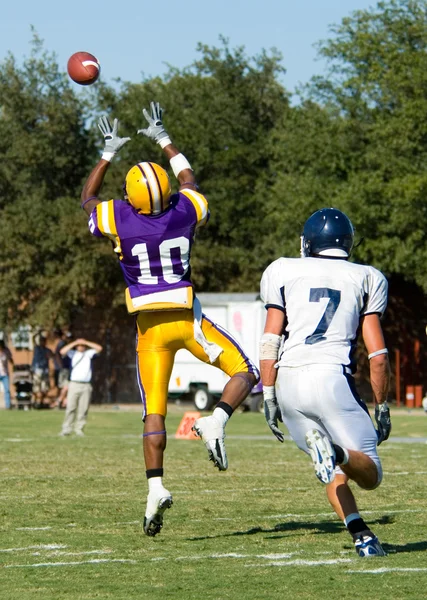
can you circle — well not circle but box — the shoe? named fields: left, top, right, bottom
left=305, top=428, right=336, bottom=484
left=143, top=488, right=173, bottom=537
left=75, top=431, right=85, bottom=437
left=354, top=534, right=386, bottom=557
left=59, top=431, right=71, bottom=437
left=192, top=415, right=228, bottom=471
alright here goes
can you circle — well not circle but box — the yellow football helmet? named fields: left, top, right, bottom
left=124, top=162, right=172, bottom=215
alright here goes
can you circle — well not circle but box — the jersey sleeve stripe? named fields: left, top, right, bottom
left=96, top=201, right=122, bottom=256
left=107, top=200, right=117, bottom=236
left=181, top=189, right=208, bottom=224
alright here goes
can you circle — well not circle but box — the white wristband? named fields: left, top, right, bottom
left=170, top=153, right=192, bottom=178
left=262, top=385, right=276, bottom=400
left=101, top=151, right=115, bottom=162
left=158, top=136, right=172, bottom=149
left=368, top=348, right=388, bottom=360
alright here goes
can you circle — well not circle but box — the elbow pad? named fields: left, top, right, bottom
left=260, top=333, right=281, bottom=361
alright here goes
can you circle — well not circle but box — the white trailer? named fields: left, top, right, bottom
left=168, top=293, right=265, bottom=411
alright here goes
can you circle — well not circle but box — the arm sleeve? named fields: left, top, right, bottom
left=179, top=190, right=209, bottom=228
left=363, top=268, right=388, bottom=317
left=260, top=260, right=286, bottom=312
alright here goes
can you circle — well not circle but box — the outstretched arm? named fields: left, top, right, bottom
left=361, top=313, right=391, bottom=444
left=81, top=117, right=131, bottom=216
left=137, top=101, right=197, bottom=190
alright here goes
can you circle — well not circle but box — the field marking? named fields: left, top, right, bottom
left=246, top=558, right=353, bottom=567
left=266, top=507, right=426, bottom=520
left=16, top=526, right=52, bottom=531
left=0, top=544, right=66, bottom=553
left=49, top=550, right=113, bottom=557
left=174, top=552, right=298, bottom=562
left=5, top=558, right=137, bottom=569
left=348, top=567, right=427, bottom=574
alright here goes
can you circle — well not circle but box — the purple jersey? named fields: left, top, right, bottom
left=89, top=189, right=209, bottom=313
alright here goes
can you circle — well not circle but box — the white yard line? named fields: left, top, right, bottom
left=16, top=526, right=52, bottom=531
left=0, top=544, right=66, bottom=553
left=348, top=567, right=427, bottom=574
left=246, top=558, right=353, bottom=567
left=6, top=558, right=136, bottom=568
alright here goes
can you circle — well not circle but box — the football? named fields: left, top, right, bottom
left=67, top=51, right=100, bottom=85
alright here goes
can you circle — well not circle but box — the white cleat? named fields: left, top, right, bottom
left=354, top=534, right=387, bottom=557
left=192, top=415, right=228, bottom=471
left=305, top=428, right=336, bottom=484
left=143, top=487, right=173, bottom=537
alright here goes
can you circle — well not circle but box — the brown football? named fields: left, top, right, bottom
left=67, top=51, right=100, bottom=85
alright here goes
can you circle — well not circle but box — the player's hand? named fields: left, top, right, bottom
left=263, top=386, right=285, bottom=443
left=137, top=101, right=171, bottom=146
left=375, top=401, right=391, bottom=445
left=98, top=116, right=131, bottom=157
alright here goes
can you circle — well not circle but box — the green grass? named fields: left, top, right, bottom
left=1, top=406, right=427, bottom=599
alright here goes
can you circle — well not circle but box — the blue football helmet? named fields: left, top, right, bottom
left=301, top=208, right=355, bottom=258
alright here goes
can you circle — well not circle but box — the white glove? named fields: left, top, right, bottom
left=263, top=386, right=285, bottom=443
left=98, top=116, right=131, bottom=160
left=137, top=101, right=171, bottom=148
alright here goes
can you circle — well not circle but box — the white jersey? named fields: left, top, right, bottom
left=260, top=257, right=388, bottom=372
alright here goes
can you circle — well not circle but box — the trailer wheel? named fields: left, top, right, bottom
left=192, top=387, right=215, bottom=411
left=250, top=393, right=264, bottom=413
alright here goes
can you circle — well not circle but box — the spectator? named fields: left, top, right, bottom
left=0, top=340, right=14, bottom=409
left=59, top=337, right=103, bottom=436
left=53, top=330, right=72, bottom=409
left=31, top=333, right=54, bottom=408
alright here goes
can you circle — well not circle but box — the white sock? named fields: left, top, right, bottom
left=344, top=512, right=361, bottom=526
left=212, top=407, right=229, bottom=428
left=148, top=476, right=164, bottom=493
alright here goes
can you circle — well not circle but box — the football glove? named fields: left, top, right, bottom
left=137, top=101, right=171, bottom=147
left=98, top=116, right=131, bottom=159
left=263, top=386, right=285, bottom=443
left=375, top=401, right=391, bottom=445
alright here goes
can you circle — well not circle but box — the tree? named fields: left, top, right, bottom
left=0, top=35, right=122, bottom=327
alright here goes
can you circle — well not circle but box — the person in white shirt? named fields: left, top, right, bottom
left=259, top=208, right=391, bottom=558
left=59, top=338, right=103, bottom=436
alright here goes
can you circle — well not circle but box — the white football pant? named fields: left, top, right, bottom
left=275, top=364, right=382, bottom=484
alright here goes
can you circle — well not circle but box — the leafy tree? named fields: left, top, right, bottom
left=0, top=35, right=121, bottom=327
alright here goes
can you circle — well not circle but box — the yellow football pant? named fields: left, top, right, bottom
left=135, top=309, right=258, bottom=417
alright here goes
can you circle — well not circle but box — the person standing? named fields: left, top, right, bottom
left=59, top=338, right=103, bottom=436
left=80, top=102, right=259, bottom=536
left=53, top=330, right=72, bottom=409
left=0, top=340, right=14, bottom=409
left=259, top=208, right=391, bottom=558
left=31, top=333, right=54, bottom=408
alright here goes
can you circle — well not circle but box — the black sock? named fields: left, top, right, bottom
left=332, top=443, right=345, bottom=464
left=216, top=401, right=234, bottom=417
left=146, top=468, right=163, bottom=479
left=347, top=518, right=370, bottom=537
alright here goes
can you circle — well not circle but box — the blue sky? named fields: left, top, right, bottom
left=1, top=0, right=376, bottom=94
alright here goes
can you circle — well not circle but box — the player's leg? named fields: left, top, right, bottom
left=301, top=367, right=385, bottom=556
left=60, top=382, right=78, bottom=435
left=75, top=383, right=92, bottom=435
left=136, top=312, right=179, bottom=536
left=319, top=370, right=382, bottom=491
left=187, top=314, right=259, bottom=470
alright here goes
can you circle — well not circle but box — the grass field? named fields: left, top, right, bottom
left=1, top=405, right=427, bottom=600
